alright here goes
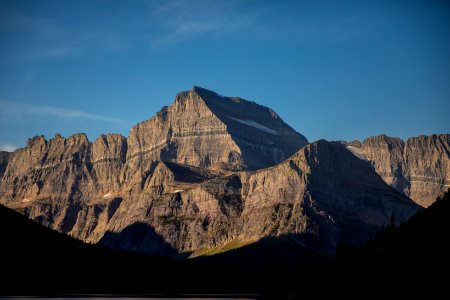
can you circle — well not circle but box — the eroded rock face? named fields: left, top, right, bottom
left=0, top=87, right=428, bottom=258
left=238, top=141, right=419, bottom=254
left=192, top=87, right=308, bottom=170
left=126, top=86, right=308, bottom=172
left=0, top=87, right=306, bottom=253
left=2, top=135, right=419, bottom=257
left=0, top=133, right=126, bottom=237
left=100, top=141, right=419, bottom=256
left=346, top=134, right=450, bottom=207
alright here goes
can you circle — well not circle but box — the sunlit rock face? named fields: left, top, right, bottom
left=100, top=140, right=420, bottom=257
left=345, top=134, right=450, bottom=207
left=0, top=87, right=429, bottom=257
left=126, top=86, right=308, bottom=173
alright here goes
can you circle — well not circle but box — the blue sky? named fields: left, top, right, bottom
left=0, top=0, right=449, bottom=151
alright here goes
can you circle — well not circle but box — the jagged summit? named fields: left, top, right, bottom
left=127, top=86, right=308, bottom=171
left=0, top=86, right=446, bottom=260
left=344, top=133, right=450, bottom=207
left=192, top=85, right=213, bottom=94
left=99, top=139, right=420, bottom=256
left=14, top=87, right=308, bottom=173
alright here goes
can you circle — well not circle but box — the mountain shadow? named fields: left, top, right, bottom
left=99, top=222, right=185, bottom=258
left=1, top=190, right=449, bottom=298
left=187, top=234, right=333, bottom=296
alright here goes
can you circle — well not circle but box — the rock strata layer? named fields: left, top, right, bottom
left=346, top=134, right=450, bottom=207
left=0, top=87, right=430, bottom=257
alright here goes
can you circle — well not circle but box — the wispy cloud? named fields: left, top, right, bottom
left=146, top=0, right=377, bottom=48
left=0, top=100, right=125, bottom=124
left=299, top=13, right=376, bottom=43
left=0, top=8, right=133, bottom=61
left=29, top=31, right=134, bottom=60
left=251, top=4, right=377, bottom=45
left=149, top=0, right=261, bottom=48
left=0, top=1, right=377, bottom=60
left=0, top=8, right=60, bottom=37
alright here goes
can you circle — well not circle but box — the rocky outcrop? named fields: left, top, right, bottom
left=99, top=140, right=419, bottom=256
left=0, top=87, right=305, bottom=238
left=0, top=133, right=126, bottom=239
left=193, top=87, right=308, bottom=169
left=346, top=134, right=450, bottom=207
left=126, top=86, right=307, bottom=173
left=239, top=141, right=419, bottom=253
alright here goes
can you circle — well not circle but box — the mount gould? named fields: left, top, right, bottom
left=0, top=86, right=448, bottom=257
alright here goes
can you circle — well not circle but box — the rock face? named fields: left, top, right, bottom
left=0, top=87, right=426, bottom=258
left=0, top=151, right=10, bottom=177
left=90, top=140, right=420, bottom=256
left=346, top=134, right=450, bottom=207
left=126, top=86, right=307, bottom=172
left=237, top=140, right=418, bottom=254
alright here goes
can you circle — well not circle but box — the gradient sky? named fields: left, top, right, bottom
left=0, top=0, right=449, bottom=151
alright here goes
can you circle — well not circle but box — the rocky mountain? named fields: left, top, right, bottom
left=346, top=134, right=450, bottom=207
left=127, top=86, right=307, bottom=172
left=0, top=87, right=422, bottom=257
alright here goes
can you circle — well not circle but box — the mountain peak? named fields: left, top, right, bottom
left=127, top=87, right=308, bottom=171
left=0, top=86, right=444, bottom=262
left=192, top=85, right=214, bottom=94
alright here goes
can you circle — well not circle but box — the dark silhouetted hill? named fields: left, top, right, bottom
left=0, top=204, right=177, bottom=295
left=1, top=190, right=449, bottom=298
left=330, top=189, right=450, bottom=299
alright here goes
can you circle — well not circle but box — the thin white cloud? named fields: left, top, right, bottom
left=0, top=99, right=125, bottom=124
left=1, top=8, right=133, bottom=61
left=149, top=0, right=261, bottom=48
left=0, top=8, right=60, bottom=37
left=1, top=2, right=379, bottom=60
left=0, top=144, right=17, bottom=152
left=26, top=31, right=133, bottom=60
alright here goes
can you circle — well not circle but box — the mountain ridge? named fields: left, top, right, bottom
left=345, top=133, right=450, bottom=207
left=0, top=87, right=445, bottom=258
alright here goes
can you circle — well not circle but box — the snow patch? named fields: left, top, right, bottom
left=173, top=189, right=184, bottom=193
left=346, top=145, right=368, bottom=161
left=0, top=144, right=17, bottom=152
left=226, top=116, right=278, bottom=135
left=22, top=198, right=31, bottom=203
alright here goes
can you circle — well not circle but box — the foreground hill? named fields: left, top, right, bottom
left=330, top=189, right=450, bottom=299
left=1, top=191, right=448, bottom=298
left=0, top=203, right=173, bottom=295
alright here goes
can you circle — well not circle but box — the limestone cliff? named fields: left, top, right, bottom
left=346, top=134, right=450, bottom=207
left=126, top=86, right=307, bottom=173
left=101, top=140, right=419, bottom=256
left=0, top=87, right=429, bottom=258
